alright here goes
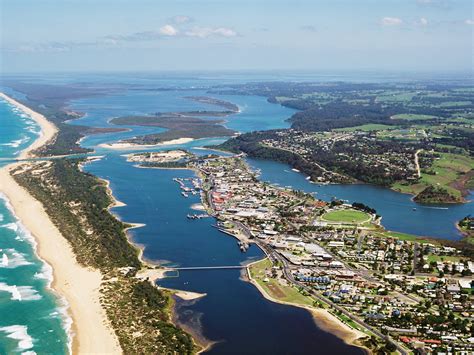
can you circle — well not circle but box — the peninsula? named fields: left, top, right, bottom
left=0, top=93, right=196, bottom=354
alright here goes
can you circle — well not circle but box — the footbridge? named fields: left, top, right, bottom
left=169, top=265, right=247, bottom=271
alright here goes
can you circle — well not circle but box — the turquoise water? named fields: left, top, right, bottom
left=0, top=98, right=70, bottom=354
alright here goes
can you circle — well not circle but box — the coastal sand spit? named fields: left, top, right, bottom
left=99, top=137, right=194, bottom=150
left=0, top=94, right=121, bottom=353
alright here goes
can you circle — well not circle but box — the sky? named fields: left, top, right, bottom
left=0, top=0, right=473, bottom=73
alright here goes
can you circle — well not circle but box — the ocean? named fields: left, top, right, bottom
left=0, top=98, right=70, bottom=355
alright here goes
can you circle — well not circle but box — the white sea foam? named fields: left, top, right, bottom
left=1, top=252, right=8, bottom=267
left=0, top=283, right=42, bottom=301
left=33, top=263, right=53, bottom=280
left=27, top=127, right=41, bottom=135
left=0, top=283, right=22, bottom=300
left=0, top=325, right=34, bottom=351
left=0, top=249, right=32, bottom=268
left=0, top=214, right=3, bottom=222
left=16, top=286, right=42, bottom=301
left=0, top=173, right=72, bottom=353
left=2, top=222, right=19, bottom=232
left=1, top=135, right=30, bottom=148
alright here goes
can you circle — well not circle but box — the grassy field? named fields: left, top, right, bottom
left=437, top=101, right=472, bottom=108
left=321, top=209, right=370, bottom=224
left=335, top=124, right=396, bottom=132
left=377, top=231, right=435, bottom=244
left=375, top=91, right=417, bottom=103
left=249, top=259, right=315, bottom=307
left=392, top=152, right=474, bottom=199
left=391, top=114, right=438, bottom=121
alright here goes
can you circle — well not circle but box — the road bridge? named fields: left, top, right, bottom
left=170, top=265, right=247, bottom=271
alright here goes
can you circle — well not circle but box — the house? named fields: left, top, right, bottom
left=459, top=279, right=473, bottom=290
left=328, top=241, right=345, bottom=248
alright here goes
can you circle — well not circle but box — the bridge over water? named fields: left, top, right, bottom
left=168, top=265, right=247, bottom=271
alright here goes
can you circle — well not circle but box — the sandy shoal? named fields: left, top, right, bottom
left=99, top=137, right=194, bottom=150
left=0, top=165, right=121, bottom=354
left=0, top=92, right=58, bottom=160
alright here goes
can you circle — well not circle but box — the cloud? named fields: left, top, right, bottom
left=171, top=15, right=193, bottom=24
left=159, top=25, right=178, bottom=36
left=185, top=27, right=238, bottom=38
left=105, top=25, right=178, bottom=42
left=380, top=17, right=403, bottom=26
left=418, top=17, right=429, bottom=26
left=465, top=19, right=474, bottom=25
left=300, top=25, right=317, bottom=32
left=4, top=22, right=239, bottom=53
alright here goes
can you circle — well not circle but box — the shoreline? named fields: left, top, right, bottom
left=139, top=158, right=368, bottom=350
left=98, top=137, right=195, bottom=150
left=0, top=96, right=121, bottom=353
left=244, top=145, right=471, bottom=205
left=244, top=260, right=369, bottom=352
left=0, top=192, right=74, bottom=352
left=94, top=162, right=210, bottom=352
left=152, top=155, right=370, bottom=352
left=0, top=165, right=121, bottom=354
left=0, top=92, right=58, bottom=160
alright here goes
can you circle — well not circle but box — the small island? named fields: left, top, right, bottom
left=105, top=96, right=240, bottom=147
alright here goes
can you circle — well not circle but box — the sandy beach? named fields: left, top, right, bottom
left=0, top=166, right=121, bottom=354
left=245, top=264, right=368, bottom=350
left=98, top=137, right=194, bottom=150
left=0, top=96, right=121, bottom=353
left=0, top=92, right=58, bottom=160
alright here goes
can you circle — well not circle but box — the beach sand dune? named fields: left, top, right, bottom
left=99, top=137, right=194, bottom=150
left=0, top=93, right=121, bottom=354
